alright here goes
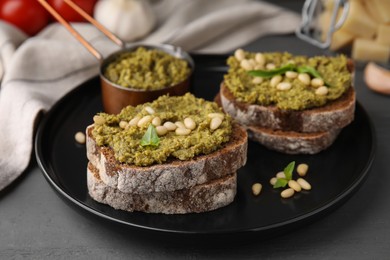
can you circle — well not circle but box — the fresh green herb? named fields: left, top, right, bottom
left=296, top=65, right=322, bottom=79
left=248, top=64, right=330, bottom=86
left=283, top=161, right=295, bottom=180
left=140, top=125, right=160, bottom=147
left=248, top=64, right=295, bottom=78
left=274, top=178, right=289, bottom=188
left=273, top=161, right=295, bottom=188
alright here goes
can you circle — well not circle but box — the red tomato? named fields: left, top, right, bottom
left=0, top=0, right=50, bottom=36
left=47, top=0, right=98, bottom=22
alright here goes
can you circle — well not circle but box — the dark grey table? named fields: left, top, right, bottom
left=1, top=2, right=390, bottom=259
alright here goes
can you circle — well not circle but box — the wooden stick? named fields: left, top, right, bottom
left=64, top=0, right=125, bottom=48
left=37, top=0, right=103, bottom=61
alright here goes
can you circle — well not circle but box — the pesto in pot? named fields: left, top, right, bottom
left=104, top=47, right=191, bottom=90
left=92, top=93, right=232, bottom=166
left=224, top=51, right=352, bottom=110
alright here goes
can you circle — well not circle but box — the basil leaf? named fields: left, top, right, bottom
left=273, top=178, right=289, bottom=188
left=296, top=65, right=322, bottom=78
left=283, top=161, right=295, bottom=181
left=248, top=64, right=296, bottom=78
left=140, top=125, right=160, bottom=147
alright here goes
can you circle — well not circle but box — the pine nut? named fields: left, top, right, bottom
left=240, top=59, right=253, bottom=70
left=137, top=115, right=152, bottom=127
left=315, top=86, right=328, bottom=95
left=266, top=63, right=276, bottom=70
left=175, top=121, right=185, bottom=129
left=270, top=177, right=277, bottom=186
left=276, top=171, right=286, bottom=179
left=281, top=188, right=295, bottom=198
left=210, top=117, right=223, bottom=130
left=163, top=121, right=177, bottom=131
left=93, top=115, right=105, bottom=125
left=252, top=77, right=263, bottom=84
left=252, top=183, right=262, bottom=196
left=152, top=117, right=161, bottom=126
left=156, top=126, right=168, bottom=136
left=298, top=73, right=311, bottom=85
left=270, top=75, right=282, bottom=87
left=175, top=127, right=191, bottom=136
left=119, top=120, right=128, bottom=129
left=74, top=132, right=86, bottom=144
left=248, top=59, right=257, bottom=68
left=297, top=163, right=309, bottom=177
left=184, top=117, right=196, bottom=130
left=145, top=106, right=155, bottom=114
left=276, top=82, right=292, bottom=91
left=207, top=113, right=224, bottom=119
left=255, top=53, right=265, bottom=66
left=129, top=116, right=141, bottom=126
left=311, top=78, right=324, bottom=87
left=297, top=178, right=311, bottom=190
left=254, top=64, right=264, bottom=70
left=234, top=49, right=245, bottom=61
left=288, top=180, right=302, bottom=192
left=285, top=71, right=298, bottom=79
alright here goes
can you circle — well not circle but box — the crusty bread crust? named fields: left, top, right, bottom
left=247, top=126, right=341, bottom=154
left=220, top=83, right=355, bottom=133
left=87, top=162, right=237, bottom=214
left=86, top=123, right=247, bottom=194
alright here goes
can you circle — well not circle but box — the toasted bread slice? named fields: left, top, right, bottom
left=87, top=162, right=237, bottom=214
left=86, top=123, right=247, bottom=194
left=220, top=82, right=356, bottom=133
left=247, top=126, right=341, bottom=154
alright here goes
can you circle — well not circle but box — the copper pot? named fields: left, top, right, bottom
left=100, top=44, right=194, bottom=114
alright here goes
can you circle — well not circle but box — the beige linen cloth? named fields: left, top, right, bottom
left=0, top=0, right=300, bottom=191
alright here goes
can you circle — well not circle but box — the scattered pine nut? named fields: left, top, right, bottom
left=145, top=106, right=155, bottom=115
left=252, top=183, right=262, bottom=196
left=276, top=82, right=292, bottom=91
left=288, top=180, right=302, bottom=192
left=270, top=177, right=277, bottom=186
left=184, top=117, right=196, bottom=130
left=137, top=115, right=152, bottom=127
left=152, top=117, right=161, bottom=126
left=285, top=71, right=298, bottom=79
left=297, top=178, right=312, bottom=190
left=252, top=77, right=263, bottom=84
left=297, top=163, right=309, bottom=177
left=266, top=63, right=276, bottom=70
left=163, top=121, right=177, bottom=131
left=207, top=113, right=224, bottom=119
left=298, top=73, right=311, bottom=85
left=129, top=116, right=141, bottom=126
left=175, top=127, right=191, bottom=136
left=93, top=115, right=105, bottom=125
left=311, top=78, right=324, bottom=87
left=119, top=120, right=128, bottom=129
left=240, top=59, right=253, bottom=70
left=255, top=53, right=265, bottom=66
left=75, top=132, right=86, bottom=144
left=156, top=126, right=168, bottom=136
left=281, top=188, right=295, bottom=198
left=276, top=171, right=286, bottom=179
left=210, top=117, right=223, bottom=130
left=315, top=86, right=329, bottom=96
left=175, top=121, right=185, bottom=129
left=234, top=49, right=245, bottom=61
left=270, top=75, right=282, bottom=87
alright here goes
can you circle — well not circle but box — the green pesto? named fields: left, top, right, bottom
left=224, top=52, right=352, bottom=110
left=92, top=93, right=232, bottom=166
left=104, top=47, right=191, bottom=90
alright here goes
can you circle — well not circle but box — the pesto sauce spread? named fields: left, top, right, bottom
left=104, top=47, right=191, bottom=90
left=92, top=93, right=232, bottom=166
left=224, top=52, right=352, bottom=110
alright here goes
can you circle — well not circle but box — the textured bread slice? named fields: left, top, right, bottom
left=87, top=162, right=237, bottom=214
left=246, top=126, right=341, bottom=154
left=86, top=123, right=247, bottom=194
left=220, top=82, right=356, bottom=133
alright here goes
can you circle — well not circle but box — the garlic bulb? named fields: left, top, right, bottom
left=94, top=0, right=156, bottom=42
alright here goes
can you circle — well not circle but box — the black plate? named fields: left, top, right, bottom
left=35, top=54, right=375, bottom=237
